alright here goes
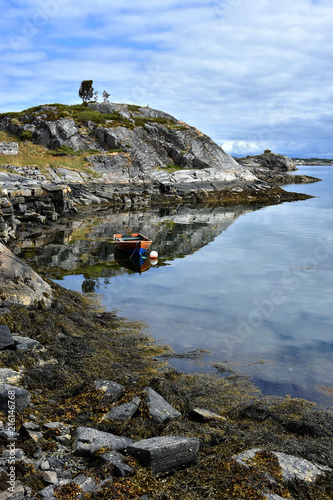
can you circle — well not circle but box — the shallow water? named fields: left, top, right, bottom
left=12, top=166, right=333, bottom=407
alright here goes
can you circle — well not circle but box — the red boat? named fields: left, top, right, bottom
left=113, top=233, right=152, bottom=254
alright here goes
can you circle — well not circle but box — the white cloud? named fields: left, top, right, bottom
left=1, top=0, right=332, bottom=157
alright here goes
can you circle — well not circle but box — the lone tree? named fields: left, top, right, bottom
left=79, top=80, right=94, bottom=104
left=102, top=90, right=110, bottom=102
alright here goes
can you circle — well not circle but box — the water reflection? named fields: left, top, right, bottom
left=114, top=247, right=153, bottom=274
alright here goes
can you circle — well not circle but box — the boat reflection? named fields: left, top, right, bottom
left=114, top=246, right=154, bottom=274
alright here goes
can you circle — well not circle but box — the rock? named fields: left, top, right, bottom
left=94, top=379, right=125, bottom=399
left=0, top=142, right=18, bottom=155
left=0, top=481, right=25, bottom=500
left=0, top=326, right=15, bottom=350
left=98, top=451, right=134, bottom=477
left=43, top=471, right=58, bottom=485
left=233, top=448, right=332, bottom=482
left=73, top=426, right=133, bottom=456
left=20, top=421, right=43, bottom=442
left=73, top=474, right=97, bottom=493
left=0, top=384, right=31, bottom=413
left=127, top=436, right=200, bottom=475
left=0, top=369, right=21, bottom=385
left=36, top=485, right=55, bottom=499
left=144, top=387, right=181, bottom=424
left=190, top=407, right=228, bottom=422
left=12, top=335, right=43, bottom=351
left=0, top=242, right=53, bottom=308
left=105, top=396, right=141, bottom=421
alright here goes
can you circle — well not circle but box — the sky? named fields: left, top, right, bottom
left=1, top=0, right=332, bottom=158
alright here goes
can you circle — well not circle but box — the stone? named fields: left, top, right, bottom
left=127, top=436, right=200, bottom=475
left=190, top=407, right=228, bottom=422
left=36, top=485, right=55, bottom=499
left=73, top=426, right=133, bottom=456
left=0, top=384, right=31, bottom=413
left=43, top=471, right=58, bottom=485
left=98, top=451, right=134, bottom=477
left=0, top=243, right=53, bottom=308
left=0, top=325, right=15, bottom=350
left=20, top=422, right=43, bottom=442
left=105, top=396, right=141, bottom=421
left=73, top=474, right=97, bottom=493
left=0, top=369, right=21, bottom=385
left=233, top=449, right=332, bottom=483
left=12, top=335, right=43, bottom=351
left=0, top=143, right=18, bottom=156
left=94, top=379, right=125, bottom=399
left=144, top=387, right=181, bottom=424
left=0, top=481, right=25, bottom=500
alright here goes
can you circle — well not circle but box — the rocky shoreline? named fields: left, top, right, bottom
left=0, top=244, right=332, bottom=499
left=0, top=103, right=331, bottom=498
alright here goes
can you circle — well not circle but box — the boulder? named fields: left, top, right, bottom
left=0, top=325, right=15, bottom=350
left=127, top=436, right=200, bottom=475
left=145, top=387, right=181, bottom=423
left=73, top=426, right=132, bottom=456
left=0, top=369, right=21, bottom=385
left=94, top=380, right=125, bottom=400
left=0, top=242, right=53, bottom=308
left=105, top=396, right=141, bottom=421
left=12, top=335, right=43, bottom=351
left=233, top=448, right=332, bottom=482
left=0, top=384, right=31, bottom=413
left=98, top=451, right=134, bottom=477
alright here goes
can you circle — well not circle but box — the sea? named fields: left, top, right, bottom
left=12, top=165, right=333, bottom=408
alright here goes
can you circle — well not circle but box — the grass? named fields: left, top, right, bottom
left=0, top=134, right=102, bottom=178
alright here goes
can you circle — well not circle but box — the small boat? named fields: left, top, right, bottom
left=113, top=233, right=152, bottom=255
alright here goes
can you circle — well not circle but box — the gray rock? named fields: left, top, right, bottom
left=127, top=436, right=200, bottom=475
left=105, top=396, right=141, bottom=421
left=12, top=335, right=43, bottom=351
left=0, top=384, right=31, bottom=413
left=98, top=450, right=134, bottom=477
left=0, top=142, right=18, bottom=155
left=0, top=243, right=53, bottom=308
left=145, top=387, right=181, bottom=424
left=0, top=325, right=15, bottom=350
left=0, top=369, right=22, bottom=385
left=20, top=421, right=43, bottom=442
left=233, top=449, right=332, bottom=483
left=73, top=474, right=97, bottom=493
left=94, top=379, right=125, bottom=399
left=73, top=426, right=133, bottom=456
left=43, top=471, right=58, bottom=485
left=36, top=485, right=55, bottom=499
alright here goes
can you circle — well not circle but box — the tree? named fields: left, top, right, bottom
left=93, top=90, right=99, bottom=102
left=102, top=90, right=110, bottom=102
left=79, top=80, right=94, bottom=104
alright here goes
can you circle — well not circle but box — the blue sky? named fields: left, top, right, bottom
left=1, top=0, right=332, bottom=158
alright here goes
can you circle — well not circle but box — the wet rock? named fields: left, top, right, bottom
left=0, top=384, right=31, bottom=413
left=145, top=387, right=181, bottom=424
left=20, top=421, right=43, bottom=442
left=127, top=436, right=200, bottom=475
left=105, top=396, right=141, bottom=421
left=98, top=450, right=134, bottom=477
left=12, top=335, right=43, bottom=351
left=233, top=448, right=332, bottom=482
left=73, top=426, right=133, bottom=456
left=0, top=242, right=53, bottom=308
left=0, top=326, right=15, bottom=350
left=0, top=369, right=22, bottom=385
left=94, top=379, right=125, bottom=400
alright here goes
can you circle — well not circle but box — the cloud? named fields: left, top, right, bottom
left=1, top=0, right=332, bottom=157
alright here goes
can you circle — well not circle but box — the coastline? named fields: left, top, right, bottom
left=0, top=272, right=332, bottom=498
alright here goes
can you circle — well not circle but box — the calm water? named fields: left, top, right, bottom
left=12, top=166, right=333, bottom=406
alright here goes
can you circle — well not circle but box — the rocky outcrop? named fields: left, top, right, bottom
left=0, top=142, right=18, bottom=155
left=0, top=242, right=53, bottom=308
left=235, top=152, right=321, bottom=185
left=0, top=104, right=315, bottom=217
